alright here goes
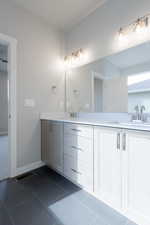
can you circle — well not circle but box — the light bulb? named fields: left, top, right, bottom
left=118, top=32, right=124, bottom=41
left=135, top=19, right=146, bottom=33
left=64, top=56, right=72, bottom=69
left=78, top=49, right=83, bottom=59
left=118, top=28, right=126, bottom=41
left=136, top=23, right=143, bottom=33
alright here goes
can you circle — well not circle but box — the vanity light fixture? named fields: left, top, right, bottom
left=118, top=13, right=149, bottom=39
left=118, top=27, right=124, bottom=41
left=64, top=48, right=85, bottom=68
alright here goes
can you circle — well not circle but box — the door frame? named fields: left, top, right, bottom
left=91, top=71, right=104, bottom=112
left=0, top=33, right=17, bottom=178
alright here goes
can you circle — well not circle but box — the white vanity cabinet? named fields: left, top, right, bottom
left=125, top=131, right=150, bottom=225
left=41, top=120, right=63, bottom=173
left=94, top=127, right=123, bottom=210
left=63, top=123, right=94, bottom=191
left=41, top=120, right=94, bottom=192
left=41, top=119, right=150, bottom=225
left=94, top=127, right=150, bottom=225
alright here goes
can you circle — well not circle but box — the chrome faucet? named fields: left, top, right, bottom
left=134, top=105, right=140, bottom=120
left=133, top=105, right=146, bottom=122
left=140, top=105, right=146, bottom=121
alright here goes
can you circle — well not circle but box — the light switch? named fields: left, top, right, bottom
left=24, top=99, right=35, bottom=107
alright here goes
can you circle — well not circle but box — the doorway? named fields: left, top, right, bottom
left=94, top=77, right=103, bottom=112
left=0, top=44, right=9, bottom=180
left=0, top=33, right=17, bottom=180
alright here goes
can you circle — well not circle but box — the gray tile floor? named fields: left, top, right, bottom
left=0, top=135, right=9, bottom=181
left=0, top=166, right=137, bottom=225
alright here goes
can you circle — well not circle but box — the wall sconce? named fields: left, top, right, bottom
left=118, top=13, right=149, bottom=40
left=51, top=85, right=57, bottom=94
left=64, top=48, right=85, bottom=68
left=73, top=89, right=80, bottom=96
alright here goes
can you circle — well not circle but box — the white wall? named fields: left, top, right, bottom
left=66, top=0, right=150, bottom=63
left=67, top=66, right=93, bottom=112
left=65, top=0, right=150, bottom=114
left=103, top=76, right=128, bottom=112
left=67, top=60, right=128, bottom=113
left=0, top=0, right=65, bottom=168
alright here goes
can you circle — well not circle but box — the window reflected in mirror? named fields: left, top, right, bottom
left=128, top=72, right=150, bottom=113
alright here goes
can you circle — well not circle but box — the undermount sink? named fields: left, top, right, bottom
left=103, top=121, right=121, bottom=124
left=120, top=122, right=150, bottom=127
left=104, top=121, right=150, bottom=127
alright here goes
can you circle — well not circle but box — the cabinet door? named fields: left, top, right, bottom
left=126, top=132, right=150, bottom=225
left=94, top=127, right=122, bottom=210
left=47, top=121, right=63, bottom=173
left=41, top=120, right=49, bottom=162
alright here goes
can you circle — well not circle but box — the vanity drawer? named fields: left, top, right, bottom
left=64, top=123, right=93, bottom=139
left=64, top=155, right=93, bottom=191
left=64, top=134, right=93, bottom=163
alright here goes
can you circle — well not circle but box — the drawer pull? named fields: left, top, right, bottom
left=117, top=133, right=121, bottom=150
left=122, top=133, right=126, bottom=151
left=71, top=128, right=81, bottom=132
left=71, top=168, right=82, bottom=175
left=71, top=146, right=83, bottom=151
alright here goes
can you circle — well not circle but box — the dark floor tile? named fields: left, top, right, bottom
left=17, top=171, right=69, bottom=208
left=48, top=194, right=96, bottom=225
left=33, top=167, right=80, bottom=194
left=33, top=166, right=52, bottom=176
left=34, top=167, right=67, bottom=184
left=34, top=179, right=69, bottom=207
left=0, top=200, right=3, bottom=207
left=47, top=172, right=69, bottom=185
left=18, top=173, right=46, bottom=192
left=19, top=170, right=63, bottom=191
left=0, top=205, right=13, bottom=225
left=0, top=179, right=35, bottom=210
left=9, top=198, right=57, bottom=225
left=125, top=220, right=138, bottom=225
left=0, top=169, right=133, bottom=225
left=91, top=217, right=108, bottom=225
left=72, top=190, right=127, bottom=225
left=58, top=177, right=81, bottom=194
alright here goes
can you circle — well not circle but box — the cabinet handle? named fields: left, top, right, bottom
left=72, top=128, right=81, bottom=132
left=117, top=133, right=120, bottom=150
left=122, top=133, right=126, bottom=151
left=71, top=168, right=82, bottom=175
left=71, top=146, right=83, bottom=151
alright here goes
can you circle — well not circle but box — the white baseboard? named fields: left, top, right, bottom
left=16, top=161, right=45, bottom=176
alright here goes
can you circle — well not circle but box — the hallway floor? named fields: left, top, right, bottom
left=0, top=135, right=9, bottom=181
left=0, top=166, right=137, bottom=225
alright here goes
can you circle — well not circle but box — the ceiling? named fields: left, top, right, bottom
left=10, top=0, right=107, bottom=31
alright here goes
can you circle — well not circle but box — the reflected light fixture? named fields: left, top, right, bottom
left=118, top=28, right=125, bottom=41
left=118, top=13, right=149, bottom=40
left=64, top=48, right=85, bottom=68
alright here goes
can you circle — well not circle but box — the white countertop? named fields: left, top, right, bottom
left=40, top=113, right=150, bottom=132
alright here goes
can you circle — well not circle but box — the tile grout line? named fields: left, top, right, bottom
left=3, top=202, right=16, bottom=225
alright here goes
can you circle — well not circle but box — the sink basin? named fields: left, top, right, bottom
left=103, top=121, right=121, bottom=124
left=103, top=121, right=150, bottom=127
left=120, top=122, right=150, bottom=127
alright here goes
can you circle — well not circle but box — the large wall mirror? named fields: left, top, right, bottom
left=66, top=41, right=150, bottom=113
